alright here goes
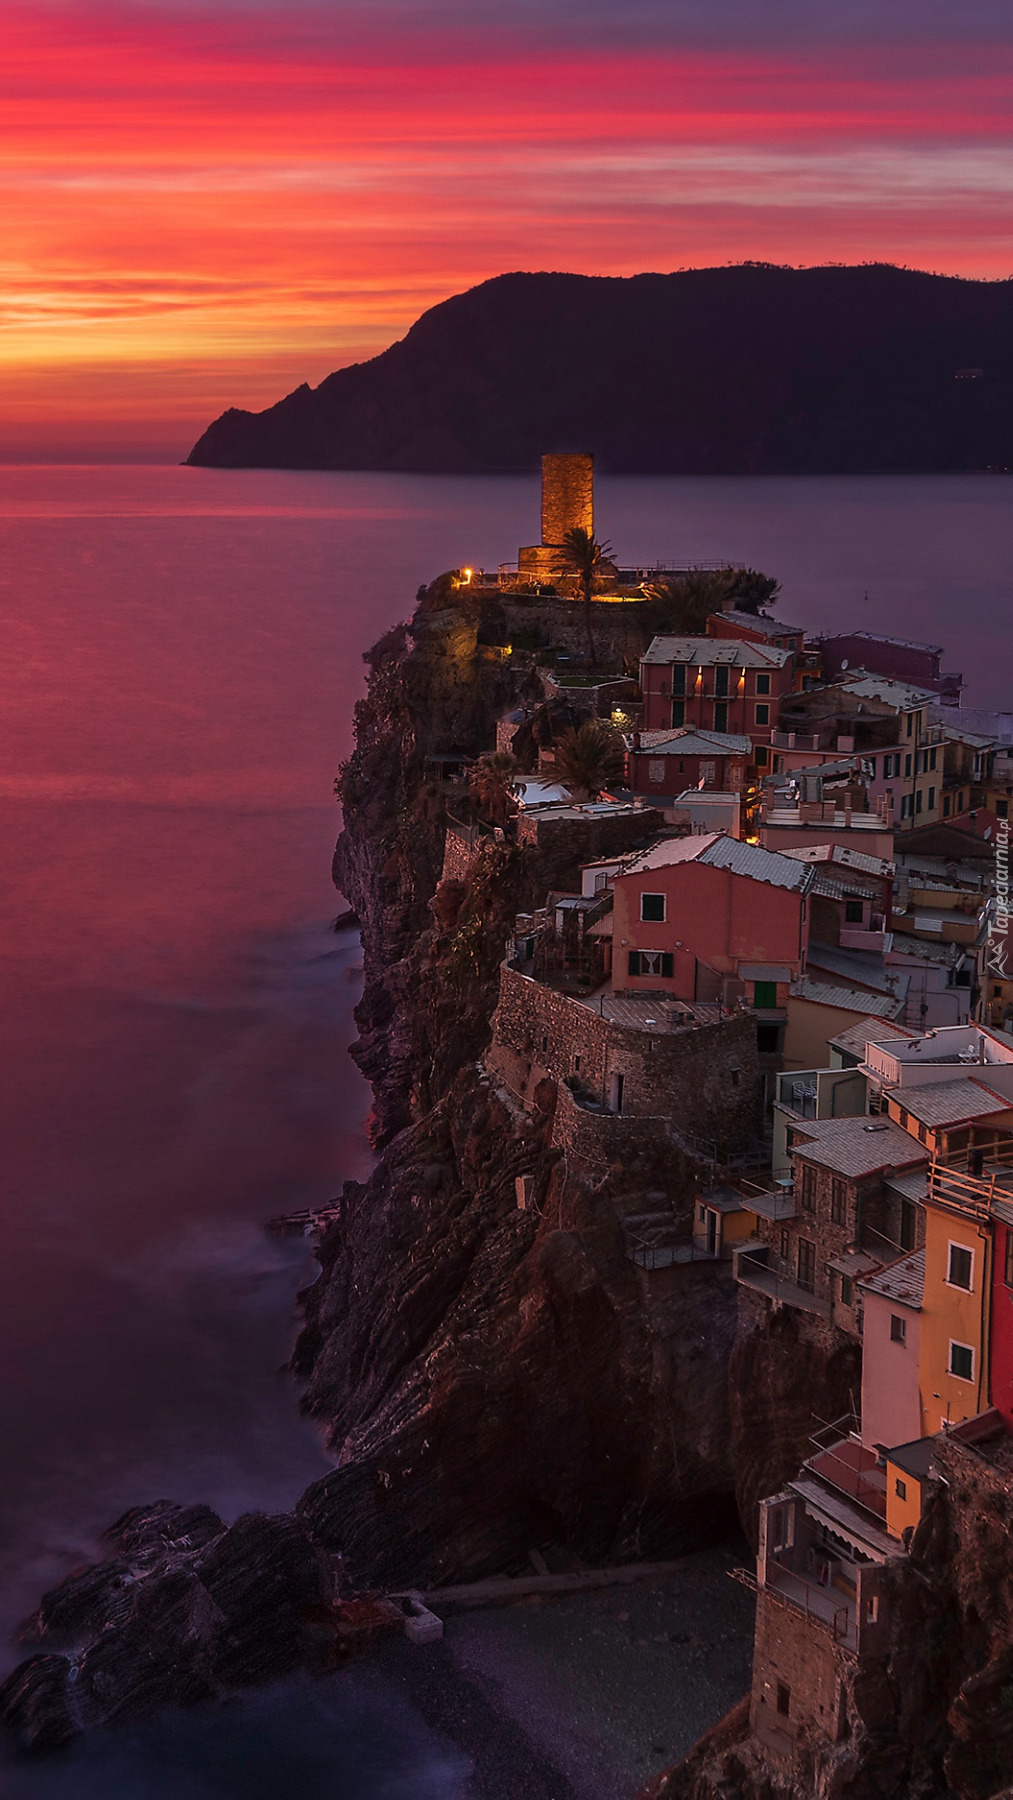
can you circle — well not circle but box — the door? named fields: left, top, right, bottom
left=706, top=1209, right=718, bottom=1255
left=797, top=1238, right=817, bottom=1293
left=714, top=701, right=728, bottom=732
left=609, top=1071, right=624, bottom=1114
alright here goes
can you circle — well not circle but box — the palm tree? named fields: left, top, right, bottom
left=552, top=720, right=625, bottom=801
left=468, top=750, right=521, bottom=828
left=558, top=527, right=616, bottom=668
left=643, top=568, right=737, bottom=637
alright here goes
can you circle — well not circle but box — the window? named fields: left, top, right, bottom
left=906, top=714, right=914, bottom=737
left=905, top=752, right=912, bottom=776
left=916, top=789, right=923, bottom=813
left=845, top=898, right=864, bottom=924
left=898, top=1106, right=909, bottom=1131
left=840, top=1274, right=854, bottom=1307
left=776, top=1683, right=791, bottom=1718
left=890, top=1314, right=907, bottom=1345
left=830, top=1180, right=847, bottom=1225
left=928, top=787, right=936, bottom=811
left=866, top=1595, right=880, bottom=1625
left=900, top=795, right=910, bottom=820
left=1006, top=1231, right=1013, bottom=1290
left=799, top=1166, right=816, bottom=1212
left=755, top=704, right=770, bottom=726
left=917, top=1123, right=927, bottom=1145
left=948, top=1244, right=973, bottom=1290
left=628, top=949, right=674, bottom=978
left=895, top=1477, right=907, bottom=1501
left=714, top=665, right=729, bottom=697
left=757, top=1023, right=781, bottom=1053
left=641, top=892, right=666, bottom=923
left=944, top=794, right=951, bottom=817
left=756, top=673, right=771, bottom=695
left=998, top=800, right=1009, bottom=820
left=647, top=758, right=666, bottom=784
left=779, top=1229, right=790, bottom=1260
left=670, top=664, right=686, bottom=696
left=754, top=980, right=778, bottom=1009
left=698, top=1204, right=707, bottom=1223
left=797, top=1237, right=817, bottom=1292
left=949, top=1341, right=974, bottom=1382
left=930, top=746, right=937, bottom=769
left=671, top=699, right=685, bottom=728
left=713, top=701, right=728, bottom=733
left=755, top=745, right=769, bottom=768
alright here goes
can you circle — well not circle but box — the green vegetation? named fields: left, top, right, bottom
left=643, top=565, right=781, bottom=636
left=551, top=719, right=625, bottom=801
left=558, top=527, right=617, bottom=668
left=468, top=750, right=521, bottom=828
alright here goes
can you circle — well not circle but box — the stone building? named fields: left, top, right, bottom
left=735, top=1115, right=927, bottom=1325
left=518, top=452, right=594, bottom=580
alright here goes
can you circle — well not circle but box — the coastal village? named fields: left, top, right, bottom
left=440, top=456, right=1013, bottom=1793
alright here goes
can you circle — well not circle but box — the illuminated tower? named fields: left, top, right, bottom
left=518, top=453, right=594, bottom=578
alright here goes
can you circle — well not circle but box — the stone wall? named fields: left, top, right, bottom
left=487, top=962, right=760, bottom=1152
left=500, top=594, right=650, bottom=671
left=548, top=1074, right=676, bottom=1177
left=514, top=803, right=662, bottom=870
left=750, top=1589, right=845, bottom=1758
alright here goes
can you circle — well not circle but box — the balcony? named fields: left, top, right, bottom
left=733, top=1247, right=831, bottom=1317
left=764, top=1563, right=857, bottom=1651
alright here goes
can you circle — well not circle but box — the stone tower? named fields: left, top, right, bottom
left=541, top=453, right=594, bottom=545
left=518, top=452, right=594, bottom=577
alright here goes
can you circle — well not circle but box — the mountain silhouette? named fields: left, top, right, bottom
left=188, top=264, right=1013, bottom=474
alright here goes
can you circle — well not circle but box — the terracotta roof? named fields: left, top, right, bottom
left=789, top=1116, right=927, bottom=1178
left=860, top=1247, right=925, bottom=1309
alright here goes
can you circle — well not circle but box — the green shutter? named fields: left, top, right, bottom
left=628, top=951, right=641, bottom=976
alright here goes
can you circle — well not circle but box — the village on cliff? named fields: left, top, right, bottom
left=439, top=456, right=1013, bottom=1791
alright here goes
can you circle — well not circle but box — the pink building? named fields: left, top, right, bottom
left=640, top=636, right=795, bottom=772
left=859, top=1249, right=925, bottom=1452
left=610, top=834, right=813, bottom=1019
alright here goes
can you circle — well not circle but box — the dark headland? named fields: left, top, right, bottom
left=187, top=263, right=1013, bottom=474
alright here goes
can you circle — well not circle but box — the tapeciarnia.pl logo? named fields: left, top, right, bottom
left=989, top=818, right=1011, bottom=980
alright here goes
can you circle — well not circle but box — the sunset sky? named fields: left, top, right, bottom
left=4, top=0, right=1013, bottom=458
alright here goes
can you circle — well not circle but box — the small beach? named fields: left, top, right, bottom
left=361, top=1543, right=756, bottom=1800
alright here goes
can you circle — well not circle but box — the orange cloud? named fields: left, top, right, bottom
left=1, top=5, right=1012, bottom=456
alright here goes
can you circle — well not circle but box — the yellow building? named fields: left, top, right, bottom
left=884, top=1439, right=934, bottom=1540
left=918, top=1179, right=991, bottom=1434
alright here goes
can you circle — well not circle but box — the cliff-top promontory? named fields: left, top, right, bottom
left=187, top=263, right=1013, bottom=474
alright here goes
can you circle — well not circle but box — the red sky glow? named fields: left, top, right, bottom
left=3, top=1, right=1013, bottom=457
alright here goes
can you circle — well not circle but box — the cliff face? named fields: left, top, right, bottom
left=0, top=582, right=876, bottom=1751
left=295, top=587, right=748, bottom=1583
left=187, top=264, right=1013, bottom=474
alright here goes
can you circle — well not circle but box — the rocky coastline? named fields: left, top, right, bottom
left=6, top=574, right=1010, bottom=1797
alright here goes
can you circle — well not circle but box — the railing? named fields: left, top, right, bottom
left=765, top=1564, right=856, bottom=1650
left=734, top=1251, right=832, bottom=1318
left=928, top=1144, right=1013, bottom=1217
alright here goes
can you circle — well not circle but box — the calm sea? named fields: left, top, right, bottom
left=0, top=465, right=1011, bottom=1794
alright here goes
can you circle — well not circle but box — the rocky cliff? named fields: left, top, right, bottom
left=0, top=581, right=866, bottom=1751
left=187, top=264, right=1013, bottom=474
